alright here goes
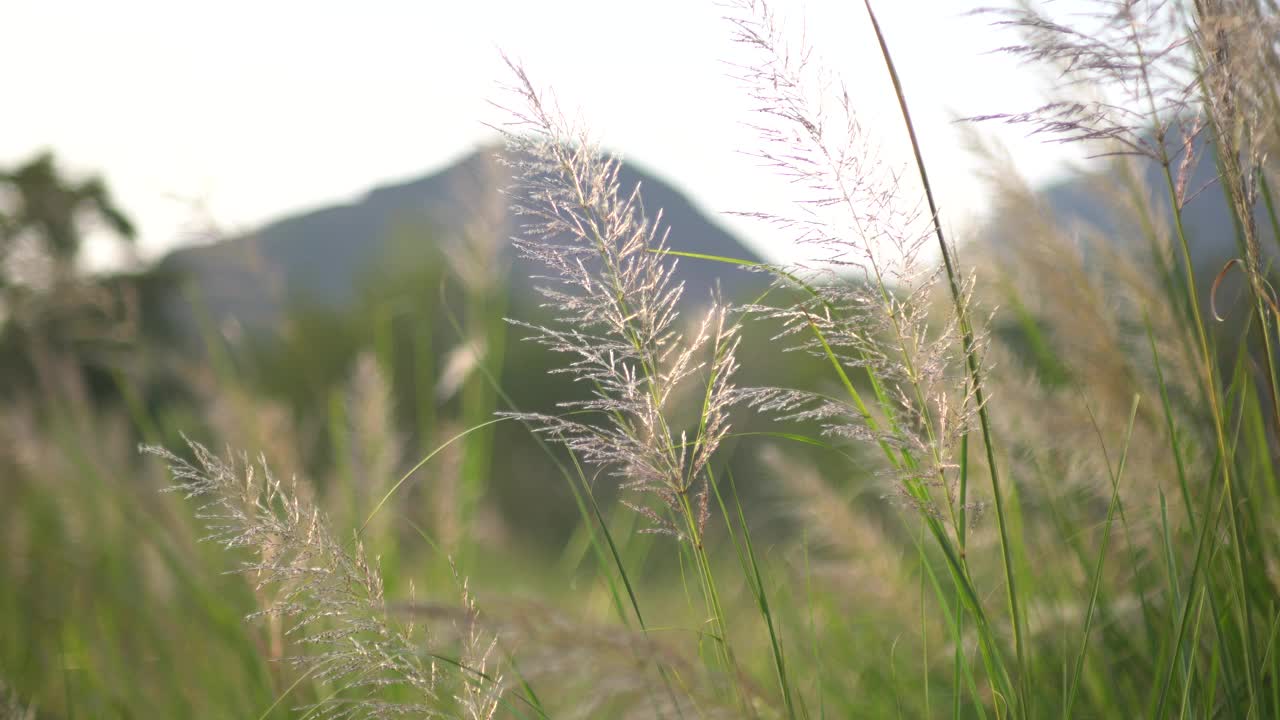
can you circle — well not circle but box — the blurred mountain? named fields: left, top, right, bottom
left=156, top=147, right=765, bottom=337
left=1034, top=147, right=1276, bottom=277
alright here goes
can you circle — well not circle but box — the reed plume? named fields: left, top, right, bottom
left=142, top=440, right=493, bottom=719
left=493, top=59, right=742, bottom=542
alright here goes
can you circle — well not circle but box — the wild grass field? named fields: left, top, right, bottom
left=4, top=1, right=1280, bottom=717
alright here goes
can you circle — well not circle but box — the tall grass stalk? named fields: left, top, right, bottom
left=861, top=2, right=1028, bottom=710
left=493, top=57, right=756, bottom=711
left=724, top=0, right=1025, bottom=707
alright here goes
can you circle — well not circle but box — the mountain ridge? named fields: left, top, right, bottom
left=157, top=146, right=767, bottom=336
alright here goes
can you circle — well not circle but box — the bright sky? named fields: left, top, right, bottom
left=4, top=0, right=1093, bottom=268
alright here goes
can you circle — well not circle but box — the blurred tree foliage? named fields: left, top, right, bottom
left=0, top=151, right=136, bottom=272
left=0, top=153, right=134, bottom=392
left=0, top=152, right=183, bottom=411
left=236, top=222, right=592, bottom=544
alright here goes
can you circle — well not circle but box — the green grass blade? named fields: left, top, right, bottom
left=1064, top=395, right=1140, bottom=719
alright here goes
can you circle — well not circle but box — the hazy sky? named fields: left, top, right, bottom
left=5, top=1, right=1094, bottom=267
